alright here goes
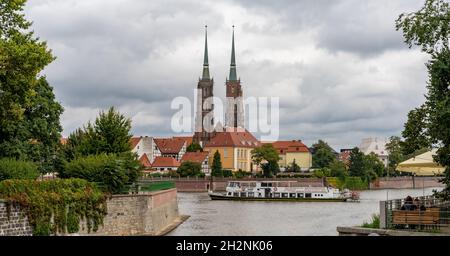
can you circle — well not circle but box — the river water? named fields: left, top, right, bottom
left=167, top=187, right=442, bottom=236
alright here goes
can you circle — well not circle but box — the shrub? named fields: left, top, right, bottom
left=0, top=158, right=40, bottom=181
left=177, top=161, right=202, bottom=177
left=362, top=214, right=380, bottom=229
left=222, top=169, right=233, bottom=177
left=61, top=153, right=142, bottom=194
left=0, top=178, right=107, bottom=236
left=234, top=170, right=252, bottom=179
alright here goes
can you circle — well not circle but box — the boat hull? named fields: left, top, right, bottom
left=209, top=193, right=347, bottom=202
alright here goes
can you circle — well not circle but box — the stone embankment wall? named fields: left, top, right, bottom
left=0, top=188, right=180, bottom=236
left=370, top=177, right=444, bottom=190
left=0, top=200, right=32, bottom=236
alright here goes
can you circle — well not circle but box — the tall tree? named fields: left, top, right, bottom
left=211, top=150, right=223, bottom=177
left=401, top=105, right=430, bottom=156
left=348, top=147, right=365, bottom=177
left=0, top=0, right=63, bottom=173
left=397, top=0, right=450, bottom=199
left=65, top=107, right=132, bottom=157
left=311, top=140, right=335, bottom=168
left=385, top=136, right=404, bottom=176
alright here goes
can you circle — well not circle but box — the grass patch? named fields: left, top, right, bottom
left=140, top=181, right=175, bottom=192
left=361, top=214, right=380, bottom=229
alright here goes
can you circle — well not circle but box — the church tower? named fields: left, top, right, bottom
left=225, top=26, right=244, bottom=129
left=194, top=26, right=215, bottom=144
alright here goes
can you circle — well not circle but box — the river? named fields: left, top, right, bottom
left=167, top=187, right=442, bottom=236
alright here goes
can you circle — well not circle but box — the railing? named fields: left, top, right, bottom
left=383, top=195, right=450, bottom=231
left=138, top=176, right=321, bottom=182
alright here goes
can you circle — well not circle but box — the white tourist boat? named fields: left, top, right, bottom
left=208, top=181, right=359, bottom=202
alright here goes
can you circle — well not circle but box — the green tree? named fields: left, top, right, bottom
left=311, top=140, right=335, bottom=168
left=401, top=105, right=430, bottom=156
left=396, top=0, right=450, bottom=54
left=329, top=159, right=347, bottom=179
left=397, top=0, right=450, bottom=198
left=426, top=50, right=450, bottom=199
left=0, top=0, right=63, bottom=173
left=348, top=147, right=365, bottom=177
left=364, top=153, right=384, bottom=179
left=186, top=142, right=203, bottom=152
left=177, top=161, right=202, bottom=177
left=64, top=107, right=132, bottom=157
left=251, top=144, right=280, bottom=177
left=211, top=150, right=223, bottom=177
left=385, top=136, right=404, bottom=176
left=95, top=107, right=132, bottom=154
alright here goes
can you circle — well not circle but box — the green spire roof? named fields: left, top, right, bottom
left=201, top=25, right=210, bottom=80
left=228, top=25, right=237, bottom=81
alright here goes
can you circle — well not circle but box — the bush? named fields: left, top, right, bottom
left=234, top=170, right=252, bottom=179
left=177, top=161, right=202, bottom=177
left=362, top=214, right=380, bottom=229
left=313, top=168, right=331, bottom=178
left=0, top=158, right=40, bottom=181
left=61, top=153, right=142, bottom=194
left=223, top=170, right=233, bottom=177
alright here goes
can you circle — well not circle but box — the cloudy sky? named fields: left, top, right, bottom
left=25, top=0, right=430, bottom=150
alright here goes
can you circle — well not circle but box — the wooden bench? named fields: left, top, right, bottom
left=392, top=208, right=440, bottom=225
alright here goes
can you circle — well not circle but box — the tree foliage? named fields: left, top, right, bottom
left=211, top=150, right=223, bottom=177
left=311, top=140, right=335, bottom=168
left=251, top=144, right=280, bottom=177
left=396, top=0, right=450, bottom=54
left=348, top=148, right=366, bottom=177
left=401, top=105, right=430, bottom=156
left=0, top=0, right=63, bottom=173
left=64, top=107, right=132, bottom=159
left=186, top=143, right=203, bottom=152
left=385, top=136, right=404, bottom=176
left=397, top=0, right=450, bottom=199
left=177, top=161, right=202, bottom=177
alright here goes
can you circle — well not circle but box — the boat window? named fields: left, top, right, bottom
left=282, top=193, right=288, bottom=198
left=240, top=192, right=246, bottom=197
left=289, top=193, right=296, bottom=198
left=274, top=193, right=281, bottom=198
left=227, top=192, right=231, bottom=196
left=233, top=192, right=238, bottom=197
left=305, top=193, right=311, bottom=198
left=297, top=193, right=304, bottom=198
left=248, top=192, right=254, bottom=197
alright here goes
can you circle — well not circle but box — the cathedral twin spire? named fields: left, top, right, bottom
left=200, top=25, right=238, bottom=82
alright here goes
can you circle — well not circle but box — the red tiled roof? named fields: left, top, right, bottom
left=180, top=151, right=209, bottom=164
left=151, top=156, right=181, bottom=167
left=173, top=136, right=194, bottom=146
left=60, top=137, right=68, bottom=145
left=268, top=140, right=310, bottom=154
left=339, top=151, right=351, bottom=162
left=130, top=137, right=141, bottom=149
left=204, top=130, right=260, bottom=148
left=139, top=154, right=152, bottom=168
left=154, top=138, right=186, bottom=154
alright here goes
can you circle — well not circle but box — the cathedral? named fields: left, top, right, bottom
left=193, top=26, right=245, bottom=145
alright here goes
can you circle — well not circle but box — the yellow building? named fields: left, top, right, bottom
left=204, top=130, right=261, bottom=172
left=268, top=140, right=312, bottom=171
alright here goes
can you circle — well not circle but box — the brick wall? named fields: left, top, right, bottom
left=0, top=200, right=32, bottom=236
left=370, top=176, right=444, bottom=189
